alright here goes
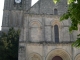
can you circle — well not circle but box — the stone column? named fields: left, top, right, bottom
left=18, top=45, right=26, bottom=60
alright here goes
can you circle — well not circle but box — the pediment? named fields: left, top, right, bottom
left=27, top=0, right=68, bottom=15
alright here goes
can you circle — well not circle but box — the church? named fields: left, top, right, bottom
left=2, top=0, right=80, bottom=60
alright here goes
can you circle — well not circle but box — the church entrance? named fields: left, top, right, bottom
left=52, top=56, right=63, bottom=60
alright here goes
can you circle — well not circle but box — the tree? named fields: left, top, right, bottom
left=0, top=28, right=20, bottom=60
left=54, top=0, right=80, bottom=47
left=0, top=32, right=9, bottom=60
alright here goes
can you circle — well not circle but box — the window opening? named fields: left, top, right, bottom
left=54, top=25, right=59, bottom=43
left=54, top=9, right=58, bottom=15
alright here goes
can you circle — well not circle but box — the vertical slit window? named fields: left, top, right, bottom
left=54, top=9, right=58, bottom=15
left=54, top=25, right=59, bottom=43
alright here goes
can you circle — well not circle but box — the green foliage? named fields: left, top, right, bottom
left=60, top=0, right=80, bottom=31
left=0, top=27, right=20, bottom=60
left=53, top=0, right=60, bottom=4
left=67, top=0, right=74, bottom=4
left=60, top=12, right=70, bottom=21
left=60, top=0, right=80, bottom=47
left=72, top=34, right=80, bottom=48
left=53, top=0, right=75, bottom=4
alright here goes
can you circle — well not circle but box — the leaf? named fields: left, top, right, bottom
left=77, top=34, right=80, bottom=36
left=0, top=27, right=20, bottom=60
left=68, top=0, right=74, bottom=4
left=53, top=0, right=60, bottom=4
left=72, top=38, right=80, bottom=48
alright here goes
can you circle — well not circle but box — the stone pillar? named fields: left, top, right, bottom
left=18, top=45, right=26, bottom=60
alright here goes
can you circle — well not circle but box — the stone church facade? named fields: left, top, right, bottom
left=2, top=0, right=80, bottom=60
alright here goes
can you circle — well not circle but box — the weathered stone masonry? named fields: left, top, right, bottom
left=2, top=0, right=80, bottom=60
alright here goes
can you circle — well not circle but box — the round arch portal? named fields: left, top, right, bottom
left=52, top=56, right=63, bottom=60
left=75, top=54, right=80, bottom=60
left=46, top=49, right=71, bottom=60
left=29, top=53, right=42, bottom=60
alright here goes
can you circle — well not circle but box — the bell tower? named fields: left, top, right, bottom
left=4, top=0, right=31, bottom=10
left=2, top=0, right=31, bottom=32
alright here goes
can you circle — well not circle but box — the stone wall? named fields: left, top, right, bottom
left=25, top=43, right=80, bottom=60
left=2, top=0, right=32, bottom=31
left=4, top=0, right=31, bottom=10
left=22, top=14, right=75, bottom=42
left=27, top=0, right=68, bottom=15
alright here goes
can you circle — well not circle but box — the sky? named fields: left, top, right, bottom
left=0, top=0, right=38, bottom=30
left=0, top=0, right=4, bottom=30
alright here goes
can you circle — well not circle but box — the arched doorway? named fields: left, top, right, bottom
left=52, top=56, right=63, bottom=60
left=29, top=53, right=42, bottom=60
left=46, top=49, right=71, bottom=60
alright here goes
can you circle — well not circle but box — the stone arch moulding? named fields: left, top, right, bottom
left=51, top=20, right=62, bottom=28
left=29, top=20, right=42, bottom=28
left=46, top=49, right=71, bottom=60
left=29, top=20, right=42, bottom=42
left=51, top=20, right=62, bottom=42
left=28, top=52, right=42, bottom=60
left=75, top=54, right=80, bottom=60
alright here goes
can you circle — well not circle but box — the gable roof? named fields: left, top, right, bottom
left=27, top=0, right=68, bottom=15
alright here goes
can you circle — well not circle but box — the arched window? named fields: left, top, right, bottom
left=30, top=21, right=42, bottom=42
left=54, top=9, right=58, bottom=15
left=54, top=25, right=59, bottom=43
